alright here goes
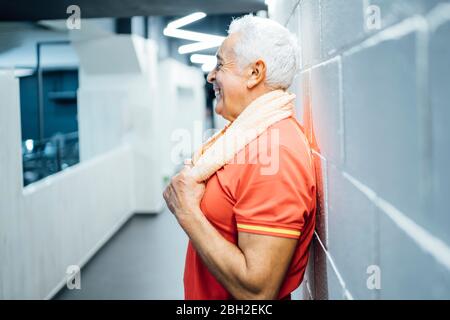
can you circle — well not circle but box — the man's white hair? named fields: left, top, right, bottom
left=228, top=14, right=300, bottom=90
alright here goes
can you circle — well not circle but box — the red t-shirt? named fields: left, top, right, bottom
left=184, top=116, right=317, bottom=299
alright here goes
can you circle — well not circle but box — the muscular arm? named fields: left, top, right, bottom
left=178, top=208, right=298, bottom=300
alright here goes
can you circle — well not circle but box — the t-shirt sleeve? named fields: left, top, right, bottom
left=233, top=145, right=314, bottom=239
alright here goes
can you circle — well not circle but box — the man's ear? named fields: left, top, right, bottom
left=246, top=59, right=266, bottom=89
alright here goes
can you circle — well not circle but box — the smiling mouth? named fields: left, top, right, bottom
left=213, top=85, right=222, bottom=100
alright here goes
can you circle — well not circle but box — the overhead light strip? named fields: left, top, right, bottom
left=178, top=41, right=222, bottom=54
left=166, top=12, right=206, bottom=30
left=163, top=11, right=225, bottom=55
left=190, top=54, right=217, bottom=72
left=163, top=28, right=225, bottom=43
left=190, top=54, right=217, bottom=64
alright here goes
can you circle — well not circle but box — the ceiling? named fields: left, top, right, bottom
left=0, top=0, right=267, bottom=21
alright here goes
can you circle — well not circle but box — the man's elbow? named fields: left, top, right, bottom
left=234, top=282, right=278, bottom=300
left=252, top=290, right=278, bottom=300
left=236, top=290, right=277, bottom=300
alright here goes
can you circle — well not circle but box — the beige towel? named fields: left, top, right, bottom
left=189, top=89, right=296, bottom=182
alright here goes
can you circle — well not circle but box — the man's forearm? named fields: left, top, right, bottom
left=177, top=208, right=268, bottom=299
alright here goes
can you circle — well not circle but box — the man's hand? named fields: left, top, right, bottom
left=163, top=165, right=205, bottom=222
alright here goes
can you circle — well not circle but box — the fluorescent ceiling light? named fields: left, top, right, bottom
left=178, top=40, right=222, bottom=54
left=164, top=12, right=225, bottom=68
left=167, top=12, right=206, bottom=30
left=164, top=11, right=225, bottom=53
left=163, top=28, right=225, bottom=43
left=190, top=54, right=217, bottom=65
left=201, top=62, right=216, bottom=72
left=189, top=54, right=217, bottom=73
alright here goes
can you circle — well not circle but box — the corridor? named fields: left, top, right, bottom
left=54, top=210, right=188, bottom=300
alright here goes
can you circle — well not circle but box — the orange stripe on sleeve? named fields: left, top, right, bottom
left=237, top=223, right=301, bottom=237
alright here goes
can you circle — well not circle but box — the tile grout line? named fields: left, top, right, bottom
left=342, top=171, right=450, bottom=272
left=314, top=231, right=354, bottom=300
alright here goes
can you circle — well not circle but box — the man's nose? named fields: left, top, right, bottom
left=207, top=69, right=215, bottom=84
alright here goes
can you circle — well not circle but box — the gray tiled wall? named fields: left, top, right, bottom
left=271, top=0, right=450, bottom=299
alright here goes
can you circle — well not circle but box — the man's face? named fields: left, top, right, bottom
left=207, top=33, right=248, bottom=122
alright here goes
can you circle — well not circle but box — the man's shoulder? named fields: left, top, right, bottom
left=227, top=116, right=311, bottom=169
left=262, top=117, right=311, bottom=162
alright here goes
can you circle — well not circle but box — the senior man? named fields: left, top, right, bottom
left=163, top=15, right=316, bottom=300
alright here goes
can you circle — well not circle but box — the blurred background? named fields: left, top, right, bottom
left=1, top=0, right=450, bottom=300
